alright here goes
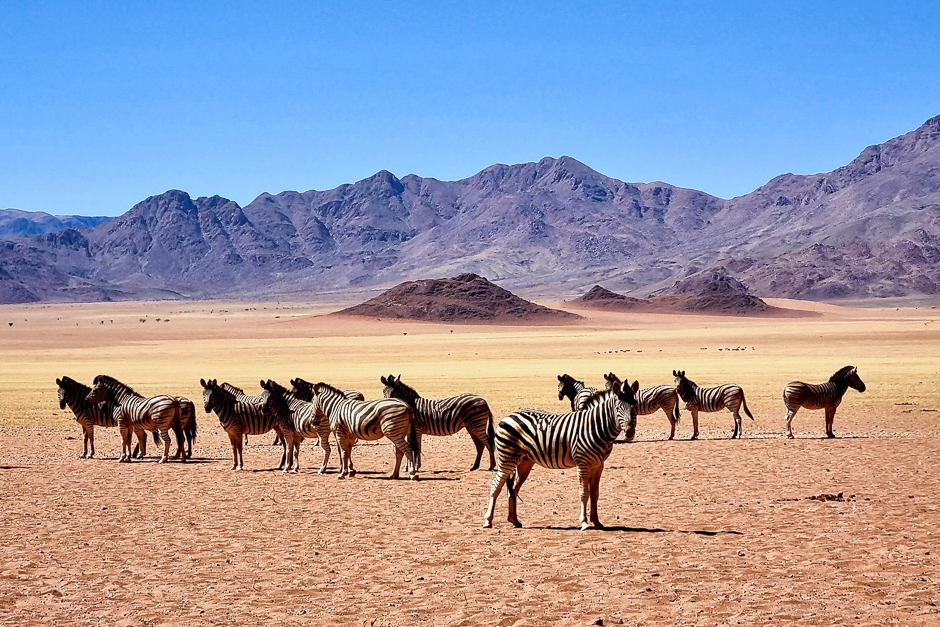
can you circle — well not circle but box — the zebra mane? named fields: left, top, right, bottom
left=93, top=375, right=144, bottom=398
left=292, top=377, right=314, bottom=391
left=315, top=382, right=346, bottom=398
left=385, top=376, right=420, bottom=397
left=221, top=382, right=246, bottom=395
left=830, top=366, right=856, bottom=382
left=58, top=375, right=91, bottom=396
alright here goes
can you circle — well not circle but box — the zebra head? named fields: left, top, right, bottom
left=200, top=378, right=220, bottom=413
left=381, top=374, right=409, bottom=400
left=84, top=375, right=108, bottom=406
left=557, top=374, right=579, bottom=401
left=260, top=379, right=291, bottom=425
left=607, top=372, right=639, bottom=442
left=56, top=377, right=69, bottom=409
left=833, top=366, right=866, bottom=393
left=673, top=370, right=695, bottom=402
left=290, top=378, right=316, bottom=402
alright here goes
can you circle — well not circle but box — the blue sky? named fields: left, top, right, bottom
left=2, top=1, right=939, bottom=216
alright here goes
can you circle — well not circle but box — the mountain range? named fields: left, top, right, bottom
left=0, top=209, right=111, bottom=238
left=1, top=114, right=939, bottom=305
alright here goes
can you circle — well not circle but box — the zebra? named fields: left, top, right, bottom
left=312, top=381, right=419, bottom=480
left=200, top=378, right=286, bottom=470
left=673, top=370, right=753, bottom=439
left=483, top=373, right=639, bottom=530
left=261, top=379, right=332, bottom=474
left=134, top=396, right=197, bottom=460
left=784, top=365, right=866, bottom=439
left=84, top=375, right=184, bottom=463
left=56, top=375, right=122, bottom=459
left=381, top=374, right=496, bottom=471
left=222, top=382, right=290, bottom=447
left=287, top=377, right=365, bottom=447
left=600, top=378, right=681, bottom=440
left=557, top=374, right=599, bottom=411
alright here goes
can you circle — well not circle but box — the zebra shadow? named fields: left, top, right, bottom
left=530, top=525, right=743, bottom=535
left=0, top=465, right=28, bottom=470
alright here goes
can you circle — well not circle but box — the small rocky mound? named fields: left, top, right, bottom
left=571, top=285, right=651, bottom=310
left=337, top=273, right=582, bottom=323
left=652, top=268, right=776, bottom=314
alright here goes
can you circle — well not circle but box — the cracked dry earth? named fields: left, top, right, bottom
left=0, top=299, right=938, bottom=625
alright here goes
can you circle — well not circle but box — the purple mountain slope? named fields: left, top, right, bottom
left=1, top=115, right=938, bottom=304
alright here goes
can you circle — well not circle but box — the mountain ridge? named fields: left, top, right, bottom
left=2, top=115, right=939, bottom=305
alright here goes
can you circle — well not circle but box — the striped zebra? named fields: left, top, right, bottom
left=673, top=370, right=753, bottom=440
left=483, top=373, right=639, bottom=530
left=222, top=382, right=288, bottom=447
left=557, top=374, right=599, bottom=411
left=288, top=378, right=365, bottom=448
left=381, top=374, right=496, bottom=471
left=260, top=379, right=332, bottom=474
left=312, top=381, right=419, bottom=480
left=135, top=396, right=197, bottom=460
left=56, top=375, right=125, bottom=459
left=784, top=365, right=866, bottom=439
left=599, top=378, right=681, bottom=440
left=85, top=375, right=183, bottom=463
left=200, top=378, right=286, bottom=470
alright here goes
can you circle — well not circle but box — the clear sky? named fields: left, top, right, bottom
left=2, top=1, right=939, bottom=216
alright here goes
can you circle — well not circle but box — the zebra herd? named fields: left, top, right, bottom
left=55, top=365, right=866, bottom=530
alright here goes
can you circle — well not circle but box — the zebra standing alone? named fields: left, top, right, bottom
left=381, top=374, right=496, bottom=471
left=200, top=378, right=286, bottom=470
left=85, top=375, right=183, bottom=463
left=261, top=379, right=332, bottom=474
left=312, top=382, right=419, bottom=480
left=673, top=370, right=753, bottom=439
left=557, top=374, right=599, bottom=411
left=483, top=373, right=639, bottom=530
left=784, top=365, right=866, bottom=439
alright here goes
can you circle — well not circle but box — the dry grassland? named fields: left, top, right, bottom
left=1, top=298, right=938, bottom=626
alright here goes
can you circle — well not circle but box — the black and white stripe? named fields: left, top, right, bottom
left=85, top=375, right=183, bottom=463
left=312, top=382, right=419, bottom=480
left=200, top=378, right=285, bottom=470
left=261, top=379, right=332, bottom=474
left=673, top=370, right=753, bottom=440
left=784, top=365, right=866, bottom=439
left=598, top=379, right=681, bottom=440
left=483, top=373, right=639, bottom=530
left=381, top=374, right=495, bottom=471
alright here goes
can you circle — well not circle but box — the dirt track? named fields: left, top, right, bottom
left=1, top=299, right=939, bottom=625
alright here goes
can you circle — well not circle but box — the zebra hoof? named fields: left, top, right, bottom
left=482, top=520, right=493, bottom=528
left=410, top=474, right=419, bottom=481
left=580, top=522, right=591, bottom=531
left=827, top=433, right=836, bottom=439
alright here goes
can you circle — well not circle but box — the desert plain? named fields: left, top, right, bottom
left=1, top=298, right=939, bottom=626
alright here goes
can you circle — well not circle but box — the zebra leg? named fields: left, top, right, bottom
left=226, top=433, right=239, bottom=470
left=385, top=427, right=418, bottom=480
left=158, top=429, right=172, bottom=463
left=468, top=431, right=485, bottom=471
left=119, top=425, right=132, bottom=462
left=336, top=432, right=355, bottom=479
left=825, top=407, right=836, bottom=439
left=80, top=425, right=90, bottom=459
left=577, top=465, right=593, bottom=530
left=273, top=426, right=286, bottom=470
left=483, top=469, right=514, bottom=528
left=507, top=459, right=535, bottom=528
left=282, top=433, right=295, bottom=474
left=731, top=409, right=742, bottom=439
left=785, top=407, right=799, bottom=439
left=317, top=427, right=331, bottom=475
left=235, top=432, right=245, bottom=470
left=690, top=410, right=700, bottom=440
left=587, top=464, right=605, bottom=530
left=663, top=406, right=676, bottom=440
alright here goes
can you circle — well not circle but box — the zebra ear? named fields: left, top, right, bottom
left=396, top=374, right=401, bottom=382
left=93, top=375, right=100, bottom=384
left=631, top=380, right=640, bottom=394
left=558, top=374, right=563, bottom=381
left=380, top=375, right=387, bottom=385
left=56, top=378, right=61, bottom=385
left=200, top=378, right=207, bottom=388
left=260, top=379, right=266, bottom=389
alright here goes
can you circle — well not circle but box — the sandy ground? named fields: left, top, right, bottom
left=1, top=298, right=939, bottom=625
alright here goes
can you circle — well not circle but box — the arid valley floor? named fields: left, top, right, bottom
left=1, top=299, right=938, bottom=626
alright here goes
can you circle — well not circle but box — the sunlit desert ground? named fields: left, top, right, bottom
left=1, top=298, right=938, bottom=626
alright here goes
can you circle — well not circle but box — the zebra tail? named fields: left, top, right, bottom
left=486, top=409, right=496, bottom=452
left=187, top=412, right=198, bottom=440
left=743, top=397, right=754, bottom=420
left=408, top=418, right=421, bottom=469
left=151, top=430, right=159, bottom=444
left=673, top=401, right=681, bottom=424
